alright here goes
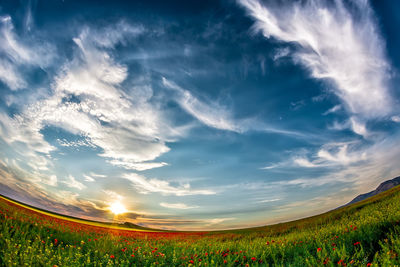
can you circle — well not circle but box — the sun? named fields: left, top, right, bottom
left=109, top=201, right=127, bottom=215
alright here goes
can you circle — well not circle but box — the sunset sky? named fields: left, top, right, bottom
left=0, top=0, right=399, bottom=230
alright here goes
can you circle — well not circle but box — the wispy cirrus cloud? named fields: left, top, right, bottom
left=0, top=15, right=55, bottom=90
left=122, top=173, right=216, bottom=196
left=238, top=0, right=393, bottom=135
left=162, top=77, right=241, bottom=132
left=0, top=22, right=177, bottom=173
left=160, top=202, right=198, bottom=209
left=63, top=175, right=86, bottom=190
left=162, top=77, right=310, bottom=138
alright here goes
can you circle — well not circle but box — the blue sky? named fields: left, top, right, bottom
left=0, top=0, right=399, bottom=230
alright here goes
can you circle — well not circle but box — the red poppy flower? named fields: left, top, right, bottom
left=317, top=247, right=322, bottom=252
left=110, top=255, right=115, bottom=259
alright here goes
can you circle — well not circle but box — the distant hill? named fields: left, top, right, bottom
left=344, top=176, right=400, bottom=206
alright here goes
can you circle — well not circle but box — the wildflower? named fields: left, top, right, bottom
left=367, top=263, right=371, bottom=266
left=317, top=247, right=322, bottom=252
left=131, top=254, right=135, bottom=257
left=251, top=257, right=256, bottom=261
left=189, top=260, right=194, bottom=264
left=224, top=260, right=227, bottom=264
left=323, top=258, right=329, bottom=264
left=110, top=255, right=115, bottom=259
left=354, top=242, right=361, bottom=246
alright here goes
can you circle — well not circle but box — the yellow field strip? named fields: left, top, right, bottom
left=0, top=195, right=160, bottom=232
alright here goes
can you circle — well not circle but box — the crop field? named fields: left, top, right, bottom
left=1, top=187, right=400, bottom=266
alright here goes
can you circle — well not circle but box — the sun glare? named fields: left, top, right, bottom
left=109, top=202, right=127, bottom=215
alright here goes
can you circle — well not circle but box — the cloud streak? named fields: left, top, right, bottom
left=238, top=0, right=393, bottom=134
left=122, top=173, right=216, bottom=196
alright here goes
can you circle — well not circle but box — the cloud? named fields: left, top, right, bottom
left=162, top=77, right=241, bottom=132
left=0, top=58, right=27, bottom=90
left=161, top=77, right=309, bottom=138
left=293, top=157, right=318, bottom=168
left=107, top=160, right=168, bottom=171
left=297, top=142, right=365, bottom=168
left=0, top=161, right=111, bottom=222
left=0, top=22, right=180, bottom=175
left=45, top=175, right=58, bottom=187
left=322, top=105, right=341, bottom=115
left=0, top=15, right=55, bottom=90
left=266, top=142, right=366, bottom=170
left=391, top=116, right=400, bottom=123
left=83, top=175, right=95, bottom=182
left=238, top=0, right=392, bottom=134
left=160, top=202, right=198, bottom=209
left=122, top=173, right=216, bottom=196
left=273, top=47, right=290, bottom=61
left=57, top=138, right=96, bottom=148
left=90, top=172, right=106, bottom=178
left=63, top=175, right=86, bottom=190
left=205, top=217, right=235, bottom=226
left=259, top=198, right=280, bottom=203
left=103, top=190, right=124, bottom=201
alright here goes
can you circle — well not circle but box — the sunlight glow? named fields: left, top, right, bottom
left=109, top=202, right=127, bottom=215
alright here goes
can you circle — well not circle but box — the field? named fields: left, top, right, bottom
left=1, top=187, right=400, bottom=266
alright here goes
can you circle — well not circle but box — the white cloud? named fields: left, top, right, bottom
left=162, top=77, right=241, bottom=132
left=123, top=173, right=216, bottom=196
left=266, top=142, right=366, bottom=170
left=108, top=160, right=168, bottom=171
left=63, top=175, right=86, bottom=190
left=0, top=58, right=27, bottom=90
left=57, top=138, right=96, bottom=148
left=0, top=22, right=179, bottom=175
left=322, top=105, right=341, bottom=115
left=90, top=172, right=106, bottom=178
left=349, top=117, right=368, bottom=137
left=273, top=47, right=290, bottom=61
left=294, top=157, right=318, bottom=168
left=160, top=202, right=198, bottom=209
left=259, top=198, right=280, bottom=203
left=205, top=218, right=235, bottom=226
left=47, top=175, right=58, bottom=187
left=103, top=190, right=124, bottom=201
left=0, top=15, right=55, bottom=90
left=317, top=143, right=365, bottom=165
left=391, top=116, right=400, bottom=123
left=238, top=0, right=392, bottom=135
left=83, top=175, right=95, bottom=182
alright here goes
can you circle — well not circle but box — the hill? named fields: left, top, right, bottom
left=344, top=176, right=400, bottom=206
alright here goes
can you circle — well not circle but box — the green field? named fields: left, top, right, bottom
left=1, top=186, right=400, bottom=266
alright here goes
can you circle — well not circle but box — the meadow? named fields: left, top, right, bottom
left=1, top=186, right=400, bottom=266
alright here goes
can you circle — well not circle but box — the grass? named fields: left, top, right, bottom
left=1, top=186, right=400, bottom=266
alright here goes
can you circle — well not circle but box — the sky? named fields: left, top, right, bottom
left=0, top=0, right=399, bottom=230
